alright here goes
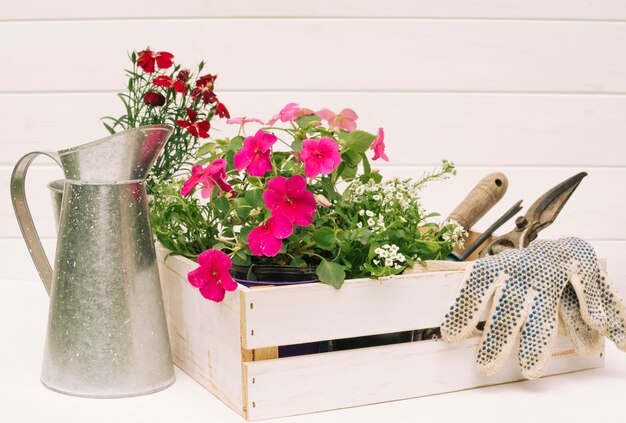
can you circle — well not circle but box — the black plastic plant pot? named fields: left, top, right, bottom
left=231, top=264, right=318, bottom=286
left=332, top=331, right=415, bottom=351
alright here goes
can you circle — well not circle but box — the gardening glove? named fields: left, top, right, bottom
left=440, top=237, right=626, bottom=380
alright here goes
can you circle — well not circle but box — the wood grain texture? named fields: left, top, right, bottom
left=2, top=20, right=626, bottom=93
left=3, top=0, right=626, bottom=20
left=156, top=245, right=245, bottom=416
left=244, top=335, right=604, bottom=420
left=3, top=93, right=626, bottom=166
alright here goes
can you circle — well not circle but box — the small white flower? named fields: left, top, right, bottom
left=373, top=259, right=380, bottom=265
left=366, top=210, right=374, bottom=217
left=385, top=258, right=394, bottom=267
left=367, top=217, right=375, bottom=227
left=394, top=264, right=402, bottom=269
left=356, top=222, right=363, bottom=229
left=378, top=250, right=389, bottom=258
left=358, top=210, right=365, bottom=216
left=373, top=194, right=382, bottom=201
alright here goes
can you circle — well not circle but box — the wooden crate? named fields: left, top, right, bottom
left=156, top=245, right=604, bottom=421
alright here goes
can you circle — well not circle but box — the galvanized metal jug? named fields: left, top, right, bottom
left=10, top=125, right=176, bottom=398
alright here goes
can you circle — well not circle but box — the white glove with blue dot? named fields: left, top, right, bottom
left=441, top=237, right=626, bottom=379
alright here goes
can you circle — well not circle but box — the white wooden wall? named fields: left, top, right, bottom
left=2, top=1, right=625, bottom=287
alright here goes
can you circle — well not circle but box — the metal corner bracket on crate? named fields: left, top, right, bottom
left=155, top=244, right=605, bottom=421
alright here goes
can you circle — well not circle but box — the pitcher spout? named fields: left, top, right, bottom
left=58, top=124, right=173, bottom=184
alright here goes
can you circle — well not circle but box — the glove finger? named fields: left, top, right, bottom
left=597, top=269, right=626, bottom=350
left=567, top=239, right=609, bottom=331
left=518, top=288, right=562, bottom=380
left=476, top=275, right=530, bottom=376
left=558, top=283, right=602, bottom=357
left=441, top=259, right=500, bottom=343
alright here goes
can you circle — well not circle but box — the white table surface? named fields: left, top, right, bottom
left=2, top=275, right=626, bottom=423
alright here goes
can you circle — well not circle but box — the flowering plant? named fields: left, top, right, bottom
left=102, top=48, right=229, bottom=191
left=151, top=102, right=465, bottom=302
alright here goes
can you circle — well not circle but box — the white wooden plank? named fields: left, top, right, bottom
left=243, top=270, right=463, bottom=349
left=2, top=20, right=626, bottom=93
left=387, top=166, right=626, bottom=242
left=1, top=165, right=623, bottom=241
left=156, top=245, right=245, bottom=415
left=3, top=92, right=625, bottom=166
left=244, top=335, right=604, bottom=420
left=3, top=0, right=626, bottom=21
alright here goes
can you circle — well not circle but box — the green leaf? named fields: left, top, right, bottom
left=245, top=189, right=263, bottom=208
left=316, top=260, right=346, bottom=289
left=291, top=139, right=303, bottom=152
left=232, top=250, right=251, bottom=266
left=213, top=196, right=230, bottom=215
left=344, top=130, right=376, bottom=154
left=361, top=153, right=372, bottom=174
left=234, top=198, right=251, bottom=219
left=341, top=150, right=361, bottom=167
left=295, top=114, right=321, bottom=129
left=239, top=226, right=254, bottom=243
left=313, top=227, right=336, bottom=251
left=341, top=165, right=358, bottom=181
left=212, top=242, right=226, bottom=250
left=103, top=122, right=116, bottom=135
left=290, top=256, right=307, bottom=268
left=225, top=149, right=236, bottom=170
left=196, top=142, right=213, bottom=157
left=228, top=136, right=244, bottom=152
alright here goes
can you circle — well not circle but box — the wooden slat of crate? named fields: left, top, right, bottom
left=243, top=336, right=604, bottom=421
left=242, top=270, right=466, bottom=349
left=156, top=246, right=246, bottom=415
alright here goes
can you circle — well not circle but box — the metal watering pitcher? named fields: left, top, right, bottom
left=10, top=125, right=176, bottom=398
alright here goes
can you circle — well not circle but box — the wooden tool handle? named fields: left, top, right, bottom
left=446, top=172, right=508, bottom=231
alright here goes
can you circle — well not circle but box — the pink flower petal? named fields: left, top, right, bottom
left=316, top=108, right=336, bottom=122
left=234, top=148, right=253, bottom=172
left=339, top=108, right=358, bottom=121
left=248, top=224, right=284, bottom=257
left=199, top=281, right=226, bottom=302
left=267, top=215, right=294, bottom=239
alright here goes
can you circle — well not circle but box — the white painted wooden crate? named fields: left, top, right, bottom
left=156, top=245, right=604, bottom=421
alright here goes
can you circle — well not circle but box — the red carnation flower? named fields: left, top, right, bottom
left=143, top=90, right=165, bottom=107
left=153, top=75, right=187, bottom=94
left=176, top=69, right=190, bottom=81
left=137, top=49, right=174, bottom=73
left=192, top=74, right=218, bottom=104
left=176, top=108, right=211, bottom=138
left=215, top=102, right=230, bottom=119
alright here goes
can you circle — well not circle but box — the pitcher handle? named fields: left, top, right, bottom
left=11, top=151, right=62, bottom=295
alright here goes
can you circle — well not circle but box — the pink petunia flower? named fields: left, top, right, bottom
left=226, top=117, right=266, bottom=125
left=262, top=175, right=316, bottom=227
left=248, top=215, right=294, bottom=257
left=233, top=130, right=277, bottom=177
left=300, top=137, right=342, bottom=178
left=268, top=103, right=314, bottom=126
left=317, top=108, right=358, bottom=132
left=180, top=158, right=233, bottom=198
left=370, top=127, right=389, bottom=161
left=187, top=249, right=238, bottom=302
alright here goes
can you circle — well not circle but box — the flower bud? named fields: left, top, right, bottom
left=314, top=194, right=332, bottom=208
left=143, top=90, right=165, bottom=107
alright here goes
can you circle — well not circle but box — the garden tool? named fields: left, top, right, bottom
left=441, top=237, right=626, bottom=379
left=11, top=125, right=176, bottom=398
left=445, top=172, right=509, bottom=232
left=447, top=200, right=523, bottom=261
left=479, top=172, right=587, bottom=257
